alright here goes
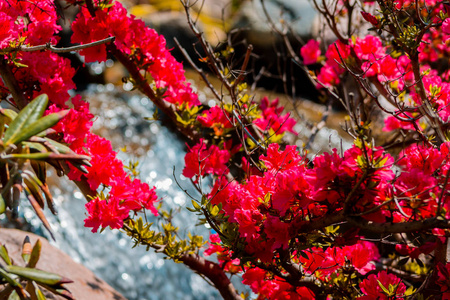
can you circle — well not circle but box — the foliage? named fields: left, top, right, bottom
left=0, top=236, right=74, bottom=300
left=1, top=0, right=450, bottom=299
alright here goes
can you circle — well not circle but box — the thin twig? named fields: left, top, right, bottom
left=0, top=37, right=115, bottom=54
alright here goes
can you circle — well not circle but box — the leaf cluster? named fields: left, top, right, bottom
left=0, top=94, right=91, bottom=238
left=0, top=237, right=73, bottom=300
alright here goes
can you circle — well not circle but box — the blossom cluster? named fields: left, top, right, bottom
left=201, top=139, right=450, bottom=298
left=71, top=1, right=200, bottom=108
left=300, top=2, right=450, bottom=132
left=0, top=0, right=183, bottom=232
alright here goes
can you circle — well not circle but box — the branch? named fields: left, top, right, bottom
left=180, top=253, right=242, bottom=300
left=347, top=216, right=450, bottom=234
left=0, top=37, right=115, bottom=54
left=105, top=43, right=201, bottom=141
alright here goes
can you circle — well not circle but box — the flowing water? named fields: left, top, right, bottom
left=15, top=83, right=351, bottom=300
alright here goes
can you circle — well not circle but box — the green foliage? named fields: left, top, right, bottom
left=0, top=94, right=91, bottom=237
left=0, top=237, right=73, bottom=300
left=124, top=215, right=206, bottom=262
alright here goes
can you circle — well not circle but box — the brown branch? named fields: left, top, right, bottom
left=180, top=253, right=242, bottom=300
left=0, top=37, right=115, bottom=54
left=347, top=216, right=450, bottom=234
left=232, top=45, right=253, bottom=89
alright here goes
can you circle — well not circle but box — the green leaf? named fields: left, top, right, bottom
left=210, top=205, right=219, bottom=217
left=27, top=240, right=41, bottom=269
left=8, top=291, right=21, bottom=300
left=33, top=282, right=47, bottom=300
left=5, top=153, right=53, bottom=160
left=7, top=110, right=69, bottom=145
left=398, top=257, right=409, bottom=266
left=3, top=94, right=49, bottom=145
left=31, top=160, right=47, bottom=185
left=0, top=245, right=11, bottom=265
left=191, top=200, right=201, bottom=211
left=0, top=267, right=22, bottom=288
left=5, top=265, right=71, bottom=286
left=416, top=258, right=424, bottom=268
left=37, top=283, right=74, bottom=300
left=0, top=109, right=18, bottom=123
left=299, top=251, right=310, bottom=260
left=377, top=279, right=390, bottom=295
left=43, top=138, right=73, bottom=154
left=22, top=142, right=48, bottom=153
left=23, top=175, right=45, bottom=208
left=0, top=194, right=5, bottom=215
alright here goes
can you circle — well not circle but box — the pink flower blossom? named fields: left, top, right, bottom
left=183, top=140, right=230, bottom=180
left=301, top=39, right=321, bottom=65
left=360, top=271, right=406, bottom=299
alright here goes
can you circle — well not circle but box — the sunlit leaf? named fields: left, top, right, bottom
left=0, top=245, right=12, bottom=265
left=27, top=240, right=41, bottom=269
left=5, top=265, right=72, bottom=286
left=3, top=94, right=49, bottom=145
left=7, top=110, right=69, bottom=145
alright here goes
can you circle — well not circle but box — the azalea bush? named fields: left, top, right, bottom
left=1, top=0, right=450, bottom=299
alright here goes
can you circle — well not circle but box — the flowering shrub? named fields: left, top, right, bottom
left=2, top=0, right=450, bottom=299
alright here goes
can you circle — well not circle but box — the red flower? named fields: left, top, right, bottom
left=84, top=197, right=129, bottom=233
left=255, top=97, right=297, bottom=134
left=197, top=106, right=233, bottom=135
left=260, top=144, right=302, bottom=172
left=361, top=11, right=379, bottom=27
left=443, top=18, right=450, bottom=35
left=183, top=140, right=230, bottom=180
left=301, top=39, right=321, bottom=65
left=360, top=271, right=406, bottom=299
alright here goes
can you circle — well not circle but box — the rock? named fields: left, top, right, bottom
left=0, top=228, right=126, bottom=300
left=226, top=0, right=320, bottom=101
left=232, top=0, right=317, bottom=46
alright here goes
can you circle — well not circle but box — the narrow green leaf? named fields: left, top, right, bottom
left=0, top=267, right=22, bottom=288
left=8, top=290, right=20, bottom=300
left=210, top=205, right=219, bottom=217
left=38, top=283, right=74, bottom=300
left=5, top=265, right=71, bottom=286
left=192, top=200, right=201, bottom=210
left=30, top=160, right=47, bottom=185
left=397, top=257, right=409, bottom=266
left=33, top=282, right=46, bottom=300
left=23, top=175, right=45, bottom=208
left=299, top=251, right=310, bottom=260
left=0, top=109, right=18, bottom=123
left=377, top=279, right=390, bottom=295
left=5, top=153, right=52, bottom=160
left=8, top=110, right=68, bottom=145
left=43, top=138, right=73, bottom=154
left=0, top=194, right=5, bottom=215
left=26, top=240, right=41, bottom=269
left=0, top=245, right=12, bottom=265
left=5, top=152, right=90, bottom=162
left=22, top=142, right=48, bottom=153
left=416, top=258, right=424, bottom=268
left=3, top=94, right=49, bottom=145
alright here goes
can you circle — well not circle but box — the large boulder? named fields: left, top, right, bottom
left=0, top=228, right=126, bottom=300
